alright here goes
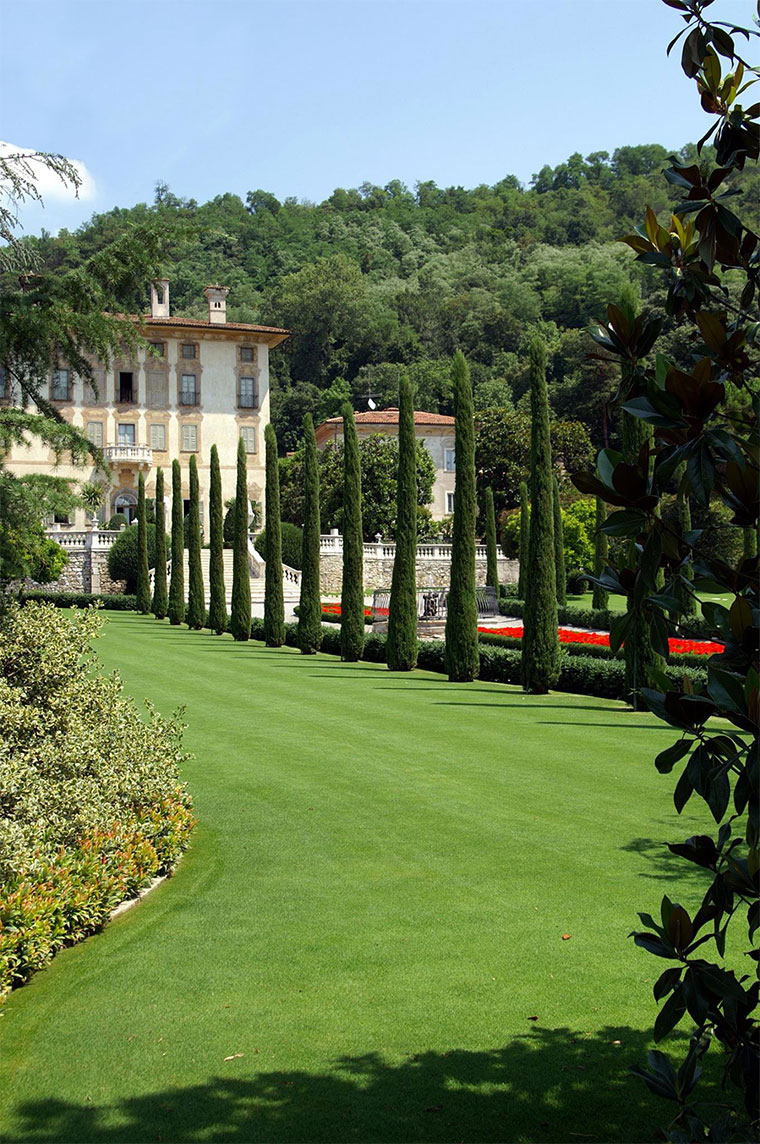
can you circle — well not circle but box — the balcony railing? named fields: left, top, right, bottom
left=103, top=444, right=153, bottom=465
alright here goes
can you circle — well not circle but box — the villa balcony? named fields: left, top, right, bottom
left=103, top=444, right=153, bottom=468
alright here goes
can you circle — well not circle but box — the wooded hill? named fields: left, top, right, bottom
left=28, top=142, right=759, bottom=477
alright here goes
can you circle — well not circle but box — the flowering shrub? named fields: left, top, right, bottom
left=478, top=624, right=722, bottom=657
left=0, top=603, right=195, bottom=997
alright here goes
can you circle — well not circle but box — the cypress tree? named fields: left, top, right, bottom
left=445, top=350, right=479, bottom=682
left=186, top=454, right=205, bottom=630
left=521, top=333, right=558, bottom=694
left=263, top=424, right=285, bottom=647
left=135, top=471, right=151, bottom=614
left=208, top=444, right=227, bottom=634
left=340, top=403, right=364, bottom=662
left=518, top=480, right=530, bottom=599
left=230, top=437, right=252, bottom=641
left=675, top=464, right=697, bottom=616
left=152, top=467, right=168, bottom=619
left=484, top=486, right=499, bottom=593
left=297, top=413, right=322, bottom=654
left=168, top=459, right=185, bottom=626
left=591, top=497, right=609, bottom=610
left=621, top=399, right=659, bottom=706
left=387, top=375, right=418, bottom=671
left=743, top=526, right=758, bottom=561
left=552, top=477, right=567, bottom=607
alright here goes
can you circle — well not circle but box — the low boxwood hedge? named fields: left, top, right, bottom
left=477, top=630, right=713, bottom=670
left=21, top=591, right=137, bottom=610
left=497, top=599, right=713, bottom=640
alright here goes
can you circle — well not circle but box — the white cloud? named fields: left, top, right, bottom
left=0, top=141, right=96, bottom=203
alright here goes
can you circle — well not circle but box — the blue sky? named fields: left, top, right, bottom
left=1, top=0, right=754, bottom=236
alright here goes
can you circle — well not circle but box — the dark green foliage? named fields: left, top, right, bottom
left=497, top=598, right=714, bottom=641
left=254, top=522, right=303, bottom=571
left=484, top=487, right=499, bottom=592
left=230, top=438, right=251, bottom=642
left=186, top=456, right=205, bottom=630
left=208, top=445, right=227, bottom=635
left=517, top=481, right=529, bottom=598
left=620, top=410, right=659, bottom=707
left=591, top=497, right=609, bottom=610
left=552, top=478, right=567, bottom=607
left=107, top=514, right=127, bottom=530
left=521, top=334, right=558, bottom=693
left=21, top=591, right=137, bottom=610
left=135, top=473, right=151, bottom=614
left=151, top=468, right=168, bottom=619
left=263, top=425, right=285, bottom=648
left=445, top=351, right=479, bottom=682
left=168, top=460, right=185, bottom=626
left=107, top=524, right=162, bottom=594
left=675, top=467, right=696, bottom=616
left=386, top=376, right=417, bottom=671
left=297, top=415, right=322, bottom=654
left=340, top=404, right=364, bottom=662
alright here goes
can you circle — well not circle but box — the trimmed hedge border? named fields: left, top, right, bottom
left=249, top=619, right=707, bottom=701
left=477, top=630, right=714, bottom=670
left=20, top=591, right=137, bottom=611
left=497, top=599, right=714, bottom=640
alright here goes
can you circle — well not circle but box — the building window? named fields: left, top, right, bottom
left=446, top=492, right=455, bottom=514
left=53, top=512, right=71, bottom=525
left=180, top=374, right=198, bottom=405
left=52, top=369, right=70, bottom=401
left=240, top=346, right=255, bottom=362
left=117, top=423, right=136, bottom=446
left=444, top=448, right=456, bottom=472
left=240, top=426, right=257, bottom=454
left=119, top=371, right=135, bottom=403
left=181, top=343, right=196, bottom=359
left=149, top=423, right=166, bottom=451
left=0, top=366, right=7, bottom=399
left=149, top=341, right=165, bottom=357
left=181, top=423, right=198, bottom=452
left=86, top=421, right=103, bottom=448
left=238, top=376, right=257, bottom=408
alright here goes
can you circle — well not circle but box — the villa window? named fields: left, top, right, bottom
left=119, top=372, right=135, bottom=403
left=181, top=423, right=198, bottom=452
left=238, top=376, right=257, bottom=408
left=181, top=343, right=196, bottom=359
left=444, top=448, right=456, bottom=472
left=149, top=423, right=166, bottom=451
left=117, top=423, right=136, bottom=446
left=446, top=492, right=455, bottom=514
left=180, top=374, right=198, bottom=406
left=52, top=369, right=70, bottom=401
left=149, top=341, right=165, bottom=357
left=240, top=426, right=256, bottom=454
left=0, top=366, right=7, bottom=399
left=240, top=346, right=255, bottom=363
left=86, top=421, right=104, bottom=448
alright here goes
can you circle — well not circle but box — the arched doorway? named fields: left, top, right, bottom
left=112, top=489, right=137, bottom=524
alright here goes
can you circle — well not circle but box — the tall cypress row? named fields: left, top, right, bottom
left=592, top=497, right=609, bottom=610
left=484, top=486, right=499, bottom=593
left=518, top=480, right=530, bottom=599
left=186, top=454, right=205, bottom=630
left=387, top=375, right=418, bottom=671
left=521, top=333, right=558, bottom=694
left=297, top=413, right=322, bottom=654
left=675, top=464, right=697, bottom=616
left=340, top=404, right=365, bottom=662
left=168, top=459, right=185, bottom=626
left=552, top=477, right=567, bottom=607
left=208, top=444, right=227, bottom=635
left=152, top=466, right=168, bottom=619
left=263, top=424, right=285, bottom=648
left=621, top=400, right=659, bottom=706
left=135, top=470, right=151, bottom=614
left=445, top=350, right=479, bottom=682
left=230, top=437, right=252, bottom=641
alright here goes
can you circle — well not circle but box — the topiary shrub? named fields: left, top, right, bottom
left=254, top=521, right=303, bottom=570
left=107, top=514, right=127, bottom=530
left=0, top=603, right=195, bottom=996
left=107, top=524, right=167, bottom=593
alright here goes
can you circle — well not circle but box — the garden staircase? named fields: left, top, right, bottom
left=156, top=541, right=301, bottom=606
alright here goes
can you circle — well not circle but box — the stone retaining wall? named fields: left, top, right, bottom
left=26, top=549, right=126, bottom=595
left=320, top=554, right=518, bottom=594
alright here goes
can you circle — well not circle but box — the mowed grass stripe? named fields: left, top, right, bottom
left=0, top=614, right=714, bottom=1143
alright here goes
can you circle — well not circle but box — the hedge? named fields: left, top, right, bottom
left=477, top=630, right=714, bottom=670
left=497, top=599, right=714, bottom=640
left=20, top=591, right=137, bottom=610
left=248, top=620, right=707, bottom=701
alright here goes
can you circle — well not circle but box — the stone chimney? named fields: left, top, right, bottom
left=204, top=285, right=230, bottom=325
left=150, top=278, right=170, bottom=318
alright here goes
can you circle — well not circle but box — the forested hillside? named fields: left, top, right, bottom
left=28, top=142, right=759, bottom=485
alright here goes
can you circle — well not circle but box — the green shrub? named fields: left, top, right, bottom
left=107, top=524, right=166, bottom=593
left=20, top=591, right=137, bottom=610
left=107, top=514, right=127, bottom=530
left=497, top=599, right=714, bottom=640
left=0, top=604, right=194, bottom=996
left=254, top=521, right=303, bottom=570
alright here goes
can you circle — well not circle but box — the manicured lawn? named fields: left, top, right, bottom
left=0, top=614, right=718, bottom=1143
left=565, top=590, right=733, bottom=615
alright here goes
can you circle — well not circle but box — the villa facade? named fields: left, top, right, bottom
left=2, top=280, right=289, bottom=535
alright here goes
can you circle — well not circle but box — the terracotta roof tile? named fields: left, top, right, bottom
left=320, top=407, right=455, bottom=428
left=140, top=315, right=289, bottom=335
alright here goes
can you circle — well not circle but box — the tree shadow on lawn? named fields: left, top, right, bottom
left=622, top=835, right=714, bottom=887
left=13, top=1024, right=678, bottom=1144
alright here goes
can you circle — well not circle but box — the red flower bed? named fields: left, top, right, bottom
left=477, top=624, right=722, bottom=656
left=321, top=603, right=373, bottom=620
